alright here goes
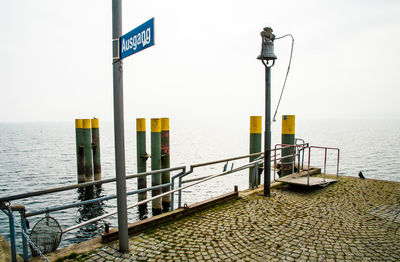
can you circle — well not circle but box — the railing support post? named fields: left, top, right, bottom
left=178, top=177, right=182, bottom=208
left=20, top=209, right=28, bottom=261
left=170, top=180, right=175, bottom=211
left=7, top=208, right=17, bottom=262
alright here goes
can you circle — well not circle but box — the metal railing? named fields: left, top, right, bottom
left=0, top=143, right=339, bottom=261
left=0, top=165, right=186, bottom=262
left=0, top=152, right=269, bottom=261
left=273, top=143, right=340, bottom=186
left=306, top=145, right=340, bottom=185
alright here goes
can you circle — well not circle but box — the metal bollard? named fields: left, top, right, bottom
left=249, top=116, right=262, bottom=188
left=151, top=118, right=162, bottom=215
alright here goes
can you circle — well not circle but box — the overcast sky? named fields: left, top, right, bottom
left=0, top=0, right=399, bottom=124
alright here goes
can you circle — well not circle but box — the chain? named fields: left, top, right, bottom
left=8, top=205, right=50, bottom=262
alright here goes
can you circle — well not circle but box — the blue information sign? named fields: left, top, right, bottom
left=120, top=18, right=154, bottom=59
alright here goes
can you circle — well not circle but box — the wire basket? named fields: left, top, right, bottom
left=30, top=215, right=62, bottom=255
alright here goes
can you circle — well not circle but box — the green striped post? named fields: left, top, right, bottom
left=281, top=115, right=295, bottom=177
left=136, top=118, right=147, bottom=205
left=75, top=119, right=85, bottom=183
left=91, top=118, right=101, bottom=181
left=151, top=118, right=162, bottom=215
left=161, top=118, right=170, bottom=210
left=82, top=119, right=94, bottom=182
left=249, top=116, right=262, bottom=188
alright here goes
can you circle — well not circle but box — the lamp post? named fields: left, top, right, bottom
left=257, top=27, right=277, bottom=197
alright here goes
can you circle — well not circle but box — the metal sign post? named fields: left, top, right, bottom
left=112, top=0, right=129, bottom=252
left=112, top=0, right=155, bottom=251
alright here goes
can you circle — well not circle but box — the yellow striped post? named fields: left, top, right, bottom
left=281, top=115, right=295, bottom=177
left=82, top=119, right=94, bottom=182
left=91, top=118, right=101, bottom=181
left=249, top=116, right=262, bottom=188
left=151, top=118, right=162, bottom=215
left=136, top=118, right=147, bottom=207
left=75, top=119, right=85, bottom=183
left=161, top=118, right=170, bottom=210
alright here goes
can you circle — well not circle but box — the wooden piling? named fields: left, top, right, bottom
left=161, top=118, right=170, bottom=210
left=75, top=119, right=85, bottom=183
left=249, top=116, right=262, bottom=188
left=151, top=118, right=162, bottom=215
left=91, top=118, right=101, bottom=181
left=82, top=119, right=93, bottom=182
left=136, top=118, right=147, bottom=205
left=281, top=115, right=295, bottom=177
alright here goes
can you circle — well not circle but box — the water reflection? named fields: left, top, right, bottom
left=75, top=186, right=105, bottom=239
left=162, top=202, right=170, bottom=213
left=137, top=204, right=148, bottom=220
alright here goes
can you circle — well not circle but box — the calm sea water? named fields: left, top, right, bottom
left=0, top=118, right=399, bottom=254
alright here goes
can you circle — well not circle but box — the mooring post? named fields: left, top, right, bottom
left=82, top=119, right=94, bottom=182
left=136, top=118, right=147, bottom=205
left=281, top=115, right=295, bottom=177
left=151, top=118, right=162, bottom=215
left=75, top=119, right=85, bottom=183
left=91, top=118, right=101, bottom=181
left=249, top=116, right=262, bottom=188
left=161, top=117, right=171, bottom=210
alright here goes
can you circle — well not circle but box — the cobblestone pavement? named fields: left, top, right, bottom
left=66, top=176, right=400, bottom=261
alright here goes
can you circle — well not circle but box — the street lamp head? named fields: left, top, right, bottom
left=257, top=27, right=277, bottom=61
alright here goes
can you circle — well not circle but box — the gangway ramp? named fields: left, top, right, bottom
left=275, top=173, right=337, bottom=187
left=273, top=144, right=340, bottom=187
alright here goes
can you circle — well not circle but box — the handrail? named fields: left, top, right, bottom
left=63, top=157, right=264, bottom=233
left=273, top=144, right=305, bottom=180
left=272, top=143, right=340, bottom=186
left=307, top=146, right=340, bottom=186
left=2, top=152, right=267, bottom=234
left=0, top=145, right=340, bottom=259
left=191, top=152, right=263, bottom=168
left=0, top=165, right=186, bottom=202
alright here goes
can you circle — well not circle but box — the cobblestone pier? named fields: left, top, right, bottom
left=47, top=176, right=400, bottom=261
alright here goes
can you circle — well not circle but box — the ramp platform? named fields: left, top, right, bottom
left=275, top=175, right=337, bottom=186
